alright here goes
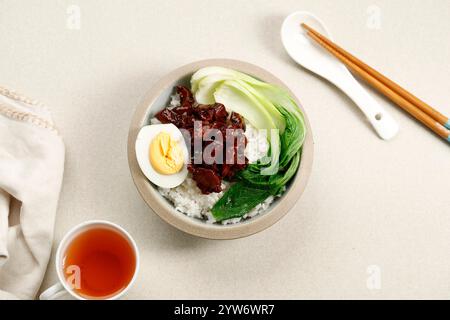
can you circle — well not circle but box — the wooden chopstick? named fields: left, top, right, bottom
left=302, top=23, right=450, bottom=130
left=301, top=23, right=450, bottom=143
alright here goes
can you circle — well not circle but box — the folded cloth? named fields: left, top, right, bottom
left=0, top=87, right=64, bottom=299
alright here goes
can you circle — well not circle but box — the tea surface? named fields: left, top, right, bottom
left=63, top=227, right=136, bottom=299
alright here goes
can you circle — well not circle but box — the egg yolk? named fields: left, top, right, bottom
left=149, top=132, right=184, bottom=175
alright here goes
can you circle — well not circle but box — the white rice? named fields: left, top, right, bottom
left=244, top=124, right=270, bottom=163
left=159, top=176, right=229, bottom=223
left=168, top=93, right=181, bottom=108
left=159, top=174, right=277, bottom=225
left=154, top=94, right=277, bottom=225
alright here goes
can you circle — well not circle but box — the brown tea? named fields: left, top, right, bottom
left=62, top=226, right=136, bottom=299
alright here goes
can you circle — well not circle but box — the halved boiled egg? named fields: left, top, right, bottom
left=135, top=123, right=189, bottom=188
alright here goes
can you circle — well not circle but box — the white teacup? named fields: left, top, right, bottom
left=39, top=220, right=139, bottom=300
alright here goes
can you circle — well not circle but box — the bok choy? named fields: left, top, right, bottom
left=190, top=67, right=307, bottom=221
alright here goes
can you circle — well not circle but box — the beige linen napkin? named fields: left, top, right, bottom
left=0, top=87, right=64, bottom=299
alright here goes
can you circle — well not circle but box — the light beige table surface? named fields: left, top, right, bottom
left=1, top=0, right=449, bottom=299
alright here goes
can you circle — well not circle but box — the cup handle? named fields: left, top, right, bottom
left=39, top=283, right=67, bottom=300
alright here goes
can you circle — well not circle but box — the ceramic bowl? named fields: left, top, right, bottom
left=127, top=59, right=313, bottom=239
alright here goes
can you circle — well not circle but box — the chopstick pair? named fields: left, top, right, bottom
left=301, top=23, right=450, bottom=143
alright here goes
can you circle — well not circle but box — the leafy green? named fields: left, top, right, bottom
left=238, top=151, right=300, bottom=192
left=191, top=66, right=265, bottom=94
left=210, top=182, right=274, bottom=222
left=191, top=67, right=307, bottom=222
left=278, top=107, right=304, bottom=168
left=234, top=80, right=286, bottom=132
left=213, top=80, right=279, bottom=131
left=211, top=152, right=301, bottom=222
left=212, top=114, right=302, bottom=222
left=236, top=107, right=302, bottom=188
left=213, top=80, right=282, bottom=176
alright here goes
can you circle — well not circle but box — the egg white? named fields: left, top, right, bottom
left=135, top=123, right=189, bottom=188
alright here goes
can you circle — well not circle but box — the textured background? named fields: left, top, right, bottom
left=0, top=0, right=449, bottom=299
